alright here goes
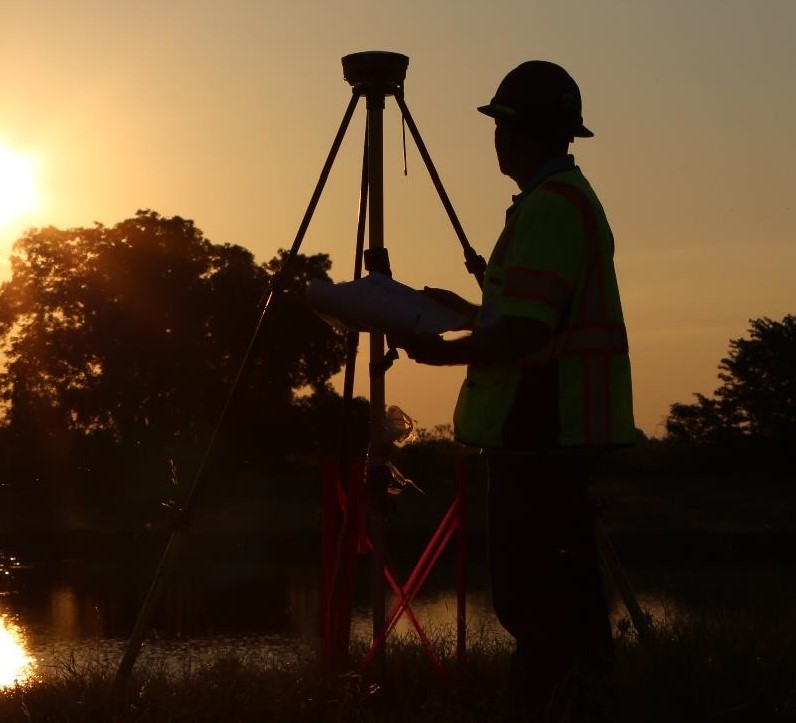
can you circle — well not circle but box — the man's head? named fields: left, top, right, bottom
left=479, top=61, right=592, bottom=186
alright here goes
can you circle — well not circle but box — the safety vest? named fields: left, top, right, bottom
left=453, top=168, right=635, bottom=450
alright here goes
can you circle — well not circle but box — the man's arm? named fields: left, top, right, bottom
left=391, top=316, right=553, bottom=366
left=422, top=287, right=480, bottom=330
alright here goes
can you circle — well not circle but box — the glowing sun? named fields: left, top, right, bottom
left=0, top=614, right=36, bottom=689
left=0, top=146, right=37, bottom=228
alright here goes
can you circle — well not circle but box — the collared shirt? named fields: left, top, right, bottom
left=506, top=154, right=577, bottom=221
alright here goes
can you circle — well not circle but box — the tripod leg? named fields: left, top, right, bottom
left=323, top=127, right=369, bottom=672
left=111, top=531, right=186, bottom=704
left=337, top=126, right=369, bottom=461
left=596, top=522, right=653, bottom=647
left=111, top=92, right=363, bottom=706
left=261, top=92, right=362, bottom=307
left=394, top=93, right=486, bottom=288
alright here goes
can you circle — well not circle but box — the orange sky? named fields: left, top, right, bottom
left=1, top=1, right=794, bottom=437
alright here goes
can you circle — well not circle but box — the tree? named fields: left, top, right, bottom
left=0, top=210, right=347, bottom=524
left=666, top=315, right=796, bottom=444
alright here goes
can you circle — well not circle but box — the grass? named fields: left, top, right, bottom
left=3, top=598, right=796, bottom=723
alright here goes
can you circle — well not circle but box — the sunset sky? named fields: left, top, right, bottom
left=1, top=1, right=793, bottom=437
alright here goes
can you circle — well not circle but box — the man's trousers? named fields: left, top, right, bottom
left=487, top=451, right=614, bottom=709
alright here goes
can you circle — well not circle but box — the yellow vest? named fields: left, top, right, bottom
left=453, top=168, right=635, bottom=450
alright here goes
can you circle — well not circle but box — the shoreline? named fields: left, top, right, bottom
left=2, top=527, right=795, bottom=569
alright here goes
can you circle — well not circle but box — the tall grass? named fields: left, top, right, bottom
left=614, top=598, right=796, bottom=722
left=2, top=600, right=795, bottom=722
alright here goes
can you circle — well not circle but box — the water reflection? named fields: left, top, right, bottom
left=0, top=540, right=777, bottom=684
left=0, top=553, right=27, bottom=588
left=0, top=613, right=36, bottom=689
left=50, top=587, right=81, bottom=640
left=351, top=590, right=510, bottom=646
left=7, top=583, right=674, bottom=679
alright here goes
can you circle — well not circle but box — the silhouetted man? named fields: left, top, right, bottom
left=394, top=61, right=635, bottom=719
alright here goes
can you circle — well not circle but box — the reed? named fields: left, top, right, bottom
left=2, top=602, right=794, bottom=722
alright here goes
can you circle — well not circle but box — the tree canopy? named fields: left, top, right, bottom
left=666, top=315, right=796, bottom=445
left=0, top=211, right=354, bottom=524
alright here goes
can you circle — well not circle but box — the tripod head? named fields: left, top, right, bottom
left=342, top=51, right=409, bottom=97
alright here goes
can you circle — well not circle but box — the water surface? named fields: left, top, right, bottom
left=0, top=536, right=784, bottom=686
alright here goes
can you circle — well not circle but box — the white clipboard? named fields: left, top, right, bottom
left=307, top=272, right=468, bottom=335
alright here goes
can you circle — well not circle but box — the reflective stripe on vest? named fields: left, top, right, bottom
left=504, top=266, right=574, bottom=312
left=541, top=180, right=619, bottom=445
left=524, top=324, right=629, bottom=364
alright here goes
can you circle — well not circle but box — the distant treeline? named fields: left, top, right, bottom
left=596, top=431, right=793, bottom=481
left=0, top=213, right=792, bottom=531
left=632, top=314, right=796, bottom=482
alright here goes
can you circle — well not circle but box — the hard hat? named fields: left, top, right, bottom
left=478, top=61, right=594, bottom=139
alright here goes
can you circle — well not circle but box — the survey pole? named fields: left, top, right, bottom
left=365, top=87, right=387, bottom=680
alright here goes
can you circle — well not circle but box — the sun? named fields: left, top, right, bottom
left=0, top=146, right=37, bottom=229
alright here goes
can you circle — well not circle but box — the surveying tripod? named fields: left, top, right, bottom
left=112, top=50, right=649, bottom=702
left=110, top=50, right=484, bottom=699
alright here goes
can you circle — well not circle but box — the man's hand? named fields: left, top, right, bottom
left=422, top=287, right=479, bottom=330
left=389, top=316, right=554, bottom=368
left=389, top=331, right=453, bottom=366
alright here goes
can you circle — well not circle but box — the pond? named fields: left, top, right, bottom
left=0, top=534, right=784, bottom=688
